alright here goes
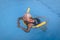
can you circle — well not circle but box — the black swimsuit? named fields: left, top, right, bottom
left=24, top=18, right=41, bottom=26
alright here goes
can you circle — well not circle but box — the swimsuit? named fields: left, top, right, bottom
left=24, top=18, right=41, bottom=26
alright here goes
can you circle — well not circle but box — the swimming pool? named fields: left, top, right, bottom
left=0, top=0, right=60, bottom=40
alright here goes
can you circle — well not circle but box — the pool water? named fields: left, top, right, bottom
left=0, top=0, right=60, bottom=40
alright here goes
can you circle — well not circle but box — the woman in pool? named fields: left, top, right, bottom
left=17, top=8, right=41, bottom=32
left=17, top=8, right=46, bottom=32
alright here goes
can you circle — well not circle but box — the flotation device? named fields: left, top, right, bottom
left=23, top=20, right=46, bottom=28
left=32, top=21, right=46, bottom=28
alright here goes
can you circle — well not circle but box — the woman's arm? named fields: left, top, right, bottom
left=17, top=17, right=32, bottom=32
left=20, top=25, right=31, bottom=32
left=20, top=23, right=32, bottom=32
left=17, top=17, right=23, bottom=27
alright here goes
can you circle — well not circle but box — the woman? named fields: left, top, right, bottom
left=17, top=8, right=41, bottom=32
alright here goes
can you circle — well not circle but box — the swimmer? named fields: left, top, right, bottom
left=17, top=8, right=41, bottom=32
left=17, top=8, right=45, bottom=32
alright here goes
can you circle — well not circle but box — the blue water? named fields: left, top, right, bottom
left=0, top=0, right=60, bottom=40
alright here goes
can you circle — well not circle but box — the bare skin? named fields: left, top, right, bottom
left=17, top=12, right=35, bottom=32
left=18, top=19, right=33, bottom=32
